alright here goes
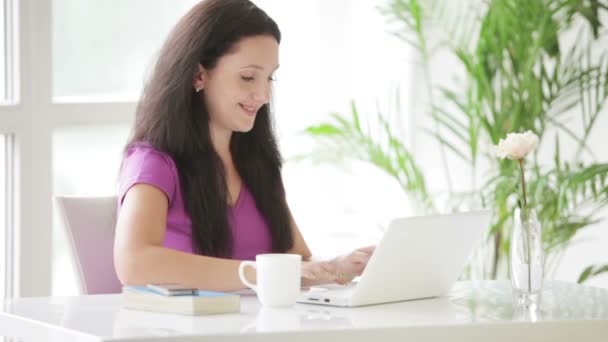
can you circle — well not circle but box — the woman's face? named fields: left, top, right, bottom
left=201, top=35, right=279, bottom=134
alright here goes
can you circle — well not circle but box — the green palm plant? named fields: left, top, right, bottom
left=303, top=100, right=434, bottom=213
left=302, top=0, right=608, bottom=282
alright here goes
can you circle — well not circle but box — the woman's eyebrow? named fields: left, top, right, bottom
left=240, top=64, right=280, bottom=71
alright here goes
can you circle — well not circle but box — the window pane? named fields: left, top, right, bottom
left=52, top=126, right=130, bottom=295
left=0, top=1, right=6, bottom=101
left=0, top=135, right=5, bottom=298
left=0, top=0, right=17, bottom=103
left=52, top=0, right=199, bottom=101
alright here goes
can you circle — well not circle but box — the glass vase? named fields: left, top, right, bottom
left=510, top=207, right=543, bottom=309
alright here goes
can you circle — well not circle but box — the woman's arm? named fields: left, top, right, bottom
left=113, top=184, right=255, bottom=292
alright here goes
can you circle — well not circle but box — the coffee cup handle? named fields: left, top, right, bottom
left=238, top=261, right=258, bottom=292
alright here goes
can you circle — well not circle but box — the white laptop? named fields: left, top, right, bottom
left=297, top=210, right=491, bottom=307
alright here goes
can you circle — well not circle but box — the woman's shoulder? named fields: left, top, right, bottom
left=122, top=141, right=179, bottom=182
left=126, top=141, right=165, bottom=155
left=120, top=141, right=179, bottom=204
left=125, top=141, right=176, bottom=167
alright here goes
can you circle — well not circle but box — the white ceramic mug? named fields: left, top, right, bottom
left=238, top=253, right=302, bottom=307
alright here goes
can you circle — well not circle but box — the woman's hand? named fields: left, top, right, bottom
left=330, top=246, right=375, bottom=284
left=300, top=246, right=376, bottom=286
left=301, top=260, right=340, bottom=286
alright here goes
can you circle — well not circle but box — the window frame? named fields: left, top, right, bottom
left=0, top=0, right=135, bottom=296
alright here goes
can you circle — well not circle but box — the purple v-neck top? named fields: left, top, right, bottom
left=117, top=142, right=273, bottom=261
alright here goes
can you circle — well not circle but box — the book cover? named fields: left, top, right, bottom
left=122, top=286, right=240, bottom=315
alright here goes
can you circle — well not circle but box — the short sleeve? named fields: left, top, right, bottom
left=119, top=144, right=177, bottom=206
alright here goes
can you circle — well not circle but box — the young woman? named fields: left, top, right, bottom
left=114, top=0, right=374, bottom=292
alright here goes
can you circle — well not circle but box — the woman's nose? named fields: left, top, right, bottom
left=252, top=82, right=270, bottom=103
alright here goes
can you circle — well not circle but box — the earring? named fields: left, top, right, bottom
left=195, top=87, right=202, bottom=93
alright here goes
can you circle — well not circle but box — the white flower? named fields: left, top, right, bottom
left=495, top=131, right=539, bottom=160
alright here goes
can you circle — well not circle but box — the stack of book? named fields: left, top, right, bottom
left=122, top=285, right=240, bottom=315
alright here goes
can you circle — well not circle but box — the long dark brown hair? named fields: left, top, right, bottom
left=125, top=0, right=293, bottom=257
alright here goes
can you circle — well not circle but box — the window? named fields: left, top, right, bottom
left=52, top=0, right=199, bottom=102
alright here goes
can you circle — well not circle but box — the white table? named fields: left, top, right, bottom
left=1, top=281, right=608, bottom=342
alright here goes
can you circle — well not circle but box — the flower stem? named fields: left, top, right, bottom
left=518, top=159, right=528, bottom=207
left=518, top=159, right=532, bottom=293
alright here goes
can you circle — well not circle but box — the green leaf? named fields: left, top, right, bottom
left=578, top=264, right=608, bottom=284
left=431, top=105, right=470, bottom=146
left=304, top=124, right=344, bottom=136
left=301, top=103, right=434, bottom=212
left=424, top=128, right=471, bottom=163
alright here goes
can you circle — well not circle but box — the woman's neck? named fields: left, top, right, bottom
left=209, top=122, right=232, bottom=163
left=209, top=123, right=241, bottom=203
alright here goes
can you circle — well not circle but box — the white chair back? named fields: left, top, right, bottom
left=55, top=196, right=122, bottom=294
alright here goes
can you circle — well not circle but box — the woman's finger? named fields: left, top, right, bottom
left=356, top=245, right=376, bottom=254
left=346, top=251, right=373, bottom=264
